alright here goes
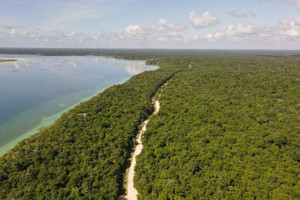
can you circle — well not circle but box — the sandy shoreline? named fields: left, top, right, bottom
left=0, top=78, right=129, bottom=156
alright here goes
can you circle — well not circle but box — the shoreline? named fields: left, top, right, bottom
left=0, top=55, right=158, bottom=156
left=0, top=77, right=130, bottom=156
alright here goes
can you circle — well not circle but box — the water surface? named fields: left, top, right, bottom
left=0, top=55, right=157, bottom=155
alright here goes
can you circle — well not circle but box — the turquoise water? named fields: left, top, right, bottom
left=0, top=55, right=157, bottom=155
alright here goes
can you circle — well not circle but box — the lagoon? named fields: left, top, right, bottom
left=0, top=54, right=157, bottom=155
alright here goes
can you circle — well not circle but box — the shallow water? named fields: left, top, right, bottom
left=0, top=55, right=157, bottom=155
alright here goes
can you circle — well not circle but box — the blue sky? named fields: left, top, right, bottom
left=1, top=0, right=300, bottom=49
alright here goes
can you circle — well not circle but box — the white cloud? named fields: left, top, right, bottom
left=151, top=19, right=186, bottom=32
left=3, top=26, right=126, bottom=47
left=125, top=19, right=186, bottom=39
left=195, top=16, right=300, bottom=45
left=10, top=28, right=16, bottom=35
left=90, top=35, right=99, bottom=41
left=201, top=23, right=272, bottom=41
left=233, top=24, right=256, bottom=35
left=285, top=29, right=300, bottom=36
left=189, top=12, right=220, bottom=29
left=124, top=19, right=187, bottom=43
left=9, top=28, right=26, bottom=37
left=284, top=0, right=300, bottom=8
left=279, top=16, right=300, bottom=37
left=229, top=10, right=248, bottom=18
left=65, top=31, right=76, bottom=37
left=101, top=32, right=124, bottom=43
left=125, top=24, right=142, bottom=35
left=3, top=12, right=300, bottom=49
left=295, top=16, right=300, bottom=23
left=153, top=32, right=186, bottom=43
left=169, top=32, right=186, bottom=42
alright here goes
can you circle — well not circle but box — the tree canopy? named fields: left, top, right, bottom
left=0, top=50, right=299, bottom=199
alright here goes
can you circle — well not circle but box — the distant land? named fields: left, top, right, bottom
left=0, top=59, right=17, bottom=62
left=0, top=49, right=299, bottom=199
left=1, top=47, right=300, bottom=57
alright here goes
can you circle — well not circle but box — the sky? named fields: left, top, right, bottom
left=1, top=0, right=300, bottom=49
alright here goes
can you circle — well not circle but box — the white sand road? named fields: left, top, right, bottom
left=125, top=99, right=160, bottom=200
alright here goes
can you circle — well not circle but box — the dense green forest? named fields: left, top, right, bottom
left=0, top=53, right=185, bottom=199
left=135, top=53, right=300, bottom=199
left=0, top=49, right=299, bottom=199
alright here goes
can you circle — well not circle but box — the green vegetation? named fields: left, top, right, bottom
left=135, top=53, right=300, bottom=199
left=0, top=56, right=184, bottom=199
left=0, top=49, right=299, bottom=199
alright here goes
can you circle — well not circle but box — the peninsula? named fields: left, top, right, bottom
left=0, top=59, right=17, bottom=62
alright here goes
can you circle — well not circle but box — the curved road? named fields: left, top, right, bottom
left=126, top=99, right=160, bottom=200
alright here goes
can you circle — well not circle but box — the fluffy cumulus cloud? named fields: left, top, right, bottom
left=125, top=24, right=142, bottom=35
left=189, top=12, right=220, bottom=28
left=229, top=10, right=248, bottom=18
left=284, top=0, right=300, bottom=8
left=124, top=19, right=187, bottom=45
left=202, top=23, right=266, bottom=41
left=193, top=16, right=300, bottom=47
left=279, top=16, right=300, bottom=37
left=121, top=12, right=300, bottom=48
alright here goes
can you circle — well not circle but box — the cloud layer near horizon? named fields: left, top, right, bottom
left=1, top=0, right=300, bottom=49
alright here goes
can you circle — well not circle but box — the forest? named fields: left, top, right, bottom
left=0, top=50, right=299, bottom=199
left=135, top=53, right=300, bottom=199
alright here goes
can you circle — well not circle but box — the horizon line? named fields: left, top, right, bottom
left=1, top=47, right=300, bottom=51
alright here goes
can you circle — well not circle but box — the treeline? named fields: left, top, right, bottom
left=1, top=48, right=299, bottom=60
left=0, top=55, right=185, bottom=199
left=135, top=54, right=300, bottom=199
